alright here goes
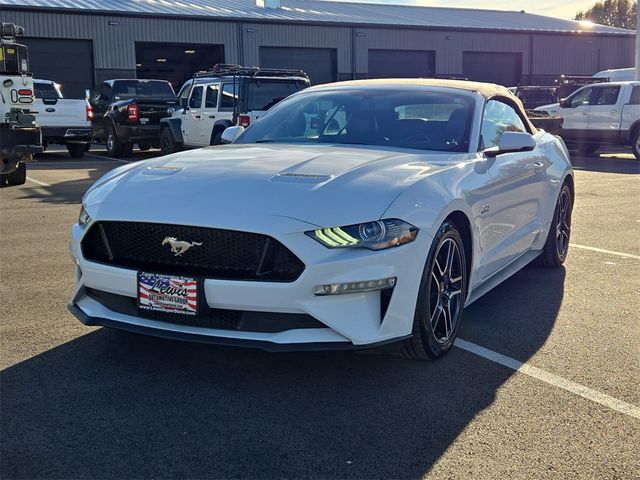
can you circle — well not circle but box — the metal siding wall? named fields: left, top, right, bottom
left=0, top=10, right=238, bottom=70
left=0, top=9, right=635, bottom=81
left=241, top=23, right=351, bottom=74
left=532, top=34, right=635, bottom=75
left=354, top=28, right=530, bottom=77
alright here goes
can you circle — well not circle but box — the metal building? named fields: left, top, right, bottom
left=0, top=0, right=635, bottom=98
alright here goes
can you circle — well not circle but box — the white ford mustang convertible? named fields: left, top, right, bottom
left=69, top=79, right=573, bottom=359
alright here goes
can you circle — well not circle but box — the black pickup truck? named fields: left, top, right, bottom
left=88, top=79, right=178, bottom=157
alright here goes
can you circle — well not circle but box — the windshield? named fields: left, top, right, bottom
left=112, top=80, right=176, bottom=101
left=237, top=89, right=474, bottom=152
left=35, top=82, right=62, bottom=100
left=248, top=80, right=307, bottom=111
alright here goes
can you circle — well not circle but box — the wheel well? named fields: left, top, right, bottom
left=446, top=211, right=472, bottom=276
left=631, top=122, right=640, bottom=142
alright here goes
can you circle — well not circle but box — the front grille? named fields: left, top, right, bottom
left=81, top=221, right=305, bottom=282
left=86, top=288, right=324, bottom=333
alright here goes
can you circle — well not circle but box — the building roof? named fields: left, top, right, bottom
left=0, top=0, right=635, bottom=35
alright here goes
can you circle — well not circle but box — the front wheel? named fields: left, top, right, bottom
left=398, top=221, right=468, bottom=360
left=536, top=183, right=573, bottom=268
left=632, top=130, right=640, bottom=160
left=6, top=162, right=26, bottom=186
left=160, top=128, right=181, bottom=156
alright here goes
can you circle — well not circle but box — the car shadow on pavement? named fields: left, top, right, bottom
left=0, top=264, right=565, bottom=479
left=570, top=155, right=639, bottom=175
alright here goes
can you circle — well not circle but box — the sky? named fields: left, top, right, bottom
left=329, top=0, right=596, bottom=20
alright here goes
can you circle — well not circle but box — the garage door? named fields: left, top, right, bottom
left=21, top=38, right=93, bottom=99
left=463, top=52, right=522, bottom=87
left=368, top=49, right=435, bottom=79
left=260, top=47, right=336, bottom=85
left=135, top=42, right=224, bottom=92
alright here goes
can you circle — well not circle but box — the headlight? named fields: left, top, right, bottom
left=306, top=219, right=418, bottom=250
left=78, top=205, right=91, bottom=226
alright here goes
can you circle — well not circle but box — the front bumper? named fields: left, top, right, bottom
left=68, top=219, right=431, bottom=350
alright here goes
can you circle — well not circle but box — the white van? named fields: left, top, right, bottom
left=593, top=68, right=635, bottom=82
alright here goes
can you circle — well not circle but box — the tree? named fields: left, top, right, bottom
left=575, top=0, right=637, bottom=29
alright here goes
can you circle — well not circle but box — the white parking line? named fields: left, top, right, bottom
left=455, top=338, right=640, bottom=420
left=25, top=176, right=51, bottom=187
left=85, top=152, right=131, bottom=163
left=570, top=243, right=640, bottom=260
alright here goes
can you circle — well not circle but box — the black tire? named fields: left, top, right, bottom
left=160, top=128, right=181, bottom=156
left=210, top=127, right=224, bottom=146
left=84, top=143, right=91, bottom=152
left=535, top=183, right=573, bottom=268
left=105, top=123, right=124, bottom=157
left=67, top=143, right=85, bottom=158
left=574, top=143, right=599, bottom=155
left=138, top=143, right=151, bottom=151
left=632, top=129, right=640, bottom=161
left=398, top=220, right=468, bottom=360
left=6, top=162, right=26, bottom=186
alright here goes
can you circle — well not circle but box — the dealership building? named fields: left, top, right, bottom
left=0, top=0, right=636, bottom=98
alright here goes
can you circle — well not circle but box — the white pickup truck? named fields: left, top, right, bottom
left=535, top=81, right=640, bottom=159
left=34, top=79, right=91, bottom=158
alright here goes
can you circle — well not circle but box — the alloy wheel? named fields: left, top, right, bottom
left=556, top=188, right=571, bottom=259
left=429, top=237, right=464, bottom=344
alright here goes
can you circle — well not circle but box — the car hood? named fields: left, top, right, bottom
left=84, top=144, right=462, bottom=231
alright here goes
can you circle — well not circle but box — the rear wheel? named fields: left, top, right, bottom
left=6, top=162, right=26, bottom=186
left=105, top=123, right=132, bottom=158
left=632, top=129, right=640, bottom=160
left=138, top=143, right=151, bottom=151
left=67, top=143, right=85, bottom=158
left=536, top=183, right=573, bottom=268
left=160, top=128, right=181, bottom=156
left=211, top=127, right=224, bottom=146
left=398, top=221, right=468, bottom=360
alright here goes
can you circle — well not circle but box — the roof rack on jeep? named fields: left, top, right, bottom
left=193, top=63, right=309, bottom=80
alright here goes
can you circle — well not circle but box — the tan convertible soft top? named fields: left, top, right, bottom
left=310, top=78, right=537, bottom=133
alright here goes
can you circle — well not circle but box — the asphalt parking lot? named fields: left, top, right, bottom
left=1, top=145, right=639, bottom=479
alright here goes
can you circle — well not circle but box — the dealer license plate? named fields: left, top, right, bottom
left=138, top=272, right=198, bottom=316
left=139, top=117, right=149, bottom=124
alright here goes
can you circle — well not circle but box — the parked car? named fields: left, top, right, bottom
left=535, top=81, right=640, bottom=158
left=0, top=22, right=42, bottom=186
left=69, top=79, right=574, bottom=359
left=159, top=64, right=309, bottom=155
left=34, top=79, right=90, bottom=158
left=88, top=79, right=177, bottom=157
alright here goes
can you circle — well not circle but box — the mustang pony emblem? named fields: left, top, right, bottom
left=162, top=237, right=202, bottom=256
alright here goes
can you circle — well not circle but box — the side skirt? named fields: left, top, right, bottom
left=465, top=250, right=541, bottom=307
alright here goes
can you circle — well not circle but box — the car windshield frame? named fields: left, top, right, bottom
left=236, top=88, right=475, bottom=153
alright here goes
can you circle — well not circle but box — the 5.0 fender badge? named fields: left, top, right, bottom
left=162, top=236, right=202, bottom=256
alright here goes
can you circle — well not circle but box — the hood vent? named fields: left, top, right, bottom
left=271, top=172, right=332, bottom=184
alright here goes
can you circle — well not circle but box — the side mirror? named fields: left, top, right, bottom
left=559, top=98, right=569, bottom=108
left=485, top=131, right=536, bottom=157
left=221, top=126, right=245, bottom=144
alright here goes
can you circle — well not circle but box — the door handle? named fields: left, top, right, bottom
left=533, top=161, right=544, bottom=168
left=194, top=115, right=201, bottom=119
left=208, top=115, right=216, bottom=119
left=610, top=110, right=618, bottom=115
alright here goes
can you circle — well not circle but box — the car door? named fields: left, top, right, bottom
left=180, top=85, right=205, bottom=147
left=201, top=83, right=221, bottom=143
left=475, top=98, right=547, bottom=279
left=558, top=86, right=594, bottom=142
left=587, top=85, right=622, bottom=141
